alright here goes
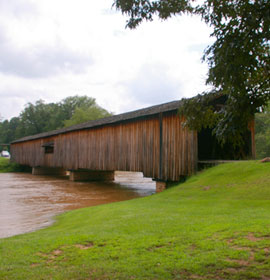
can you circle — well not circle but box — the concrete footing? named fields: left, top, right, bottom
left=156, top=181, right=167, bottom=193
left=32, top=167, right=66, bottom=176
left=69, top=170, right=115, bottom=182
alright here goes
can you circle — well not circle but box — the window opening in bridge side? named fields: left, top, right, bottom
left=42, top=142, right=54, bottom=154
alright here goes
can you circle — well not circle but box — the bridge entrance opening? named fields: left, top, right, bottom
left=198, top=127, right=253, bottom=161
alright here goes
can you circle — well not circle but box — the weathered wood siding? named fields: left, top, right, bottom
left=161, top=113, right=197, bottom=180
left=11, top=111, right=197, bottom=181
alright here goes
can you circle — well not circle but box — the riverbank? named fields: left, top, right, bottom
left=0, top=157, right=26, bottom=173
left=1, top=161, right=270, bottom=279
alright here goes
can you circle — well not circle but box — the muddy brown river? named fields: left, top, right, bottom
left=0, top=172, right=156, bottom=239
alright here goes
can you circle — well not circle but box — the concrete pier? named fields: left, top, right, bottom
left=32, top=167, right=66, bottom=176
left=69, top=170, right=115, bottom=182
left=155, top=181, right=167, bottom=193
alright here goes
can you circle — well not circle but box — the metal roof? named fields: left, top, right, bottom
left=12, top=99, right=183, bottom=143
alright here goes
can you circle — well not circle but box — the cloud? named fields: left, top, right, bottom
left=125, top=63, right=183, bottom=105
left=0, top=84, right=54, bottom=120
left=0, top=1, right=213, bottom=121
left=0, top=28, right=94, bottom=79
left=0, top=96, right=25, bottom=120
left=0, top=0, right=37, bottom=19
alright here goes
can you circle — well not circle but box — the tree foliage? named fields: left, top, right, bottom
left=64, top=104, right=112, bottom=127
left=114, top=0, right=270, bottom=146
left=0, top=96, right=112, bottom=146
left=59, top=96, right=97, bottom=121
left=255, top=103, right=270, bottom=159
left=0, top=117, right=20, bottom=150
left=16, top=100, right=58, bottom=137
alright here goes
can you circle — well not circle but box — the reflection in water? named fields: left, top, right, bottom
left=0, top=172, right=156, bottom=239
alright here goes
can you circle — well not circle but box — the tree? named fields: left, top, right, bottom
left=15, top=100, right=56, bottom=137
left=0, top=96, right=112, bottom=143
left=15, top=96, right=106, bottom=138
left=255, top=103, right=270, bottom=159
left=114, top=0, right=270, bottom=146
left=64, top=105, right=112, bottom=127
left=59, top=96, right=97, bottom=121
left=0, top=117, right=20, bottom=150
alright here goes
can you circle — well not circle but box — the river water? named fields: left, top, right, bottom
left=0, top=172, right=156, bottom=239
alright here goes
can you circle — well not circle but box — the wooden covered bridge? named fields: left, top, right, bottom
left=10, top=98, right=255, bottom=192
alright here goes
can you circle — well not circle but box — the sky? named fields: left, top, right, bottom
left=0, top=0, right=213, bottom=120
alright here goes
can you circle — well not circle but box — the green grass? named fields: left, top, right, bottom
left=1, top=161, right=270, bottom=279
left=0, top=157, right=25, bottom=172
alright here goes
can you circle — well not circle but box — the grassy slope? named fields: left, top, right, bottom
left=1, top=161, right=270, bottom=280
left=0, top=158, right=24, bottom=173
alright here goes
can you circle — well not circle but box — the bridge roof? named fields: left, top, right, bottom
left=12, top=99, right=183, bottom=143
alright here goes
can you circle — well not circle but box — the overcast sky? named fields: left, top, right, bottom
left=0, top=0, right=213, bottom=120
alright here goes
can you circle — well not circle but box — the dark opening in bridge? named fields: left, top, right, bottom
left=198, top=128, right=252, bottom=160
left=42, top=142, right=54, bottom=154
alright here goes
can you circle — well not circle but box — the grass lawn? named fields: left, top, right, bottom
left=0, top=157, right=25, bottom=173
left=1, top=161, right=270, bottom=279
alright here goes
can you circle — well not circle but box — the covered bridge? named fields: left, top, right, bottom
left=10, top=98, right=255, bottom=192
